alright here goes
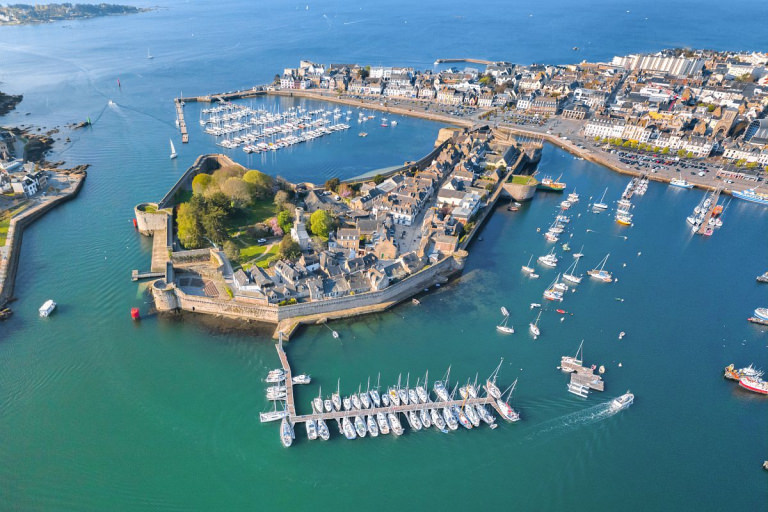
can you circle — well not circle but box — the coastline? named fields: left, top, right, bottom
left=0, top=171, right=86, bottom=308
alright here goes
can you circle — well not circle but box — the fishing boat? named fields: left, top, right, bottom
left=537, top=174, right=567, bottom=192
left=388, top=412, right=404, bottom=436
left=293, top=374, right=311, bottom=384
left=496, top=380, right=521, bottom=422
left=496, top=310, right=514, bottom=334
left=567, top=382, right=589, bottom=398
left=366, top=415, right=379, bottom=437
left=317, top=419, right=330, bottom=441
left=724, top=364, right=763, bottom=381
left=522, top=255, right=535, bottom=273
left=376, top=412, right=390, bottom=435
left=529, top=311, right=542, bottom=338
left=731, top=188, right=768, bottom=206
left=669, top=178, right=693, bottom=189
left=739, top=376, right=768, bottom=394
left=592, top=188, right=609, bottom=211
left=354, top=415, right=367, bottom=437
left=587, top=253, right=613, bottom=282
left=169, top=139, right=177, bottom=159
left=305, top=419, right=318, bottom=441
left=568, top=190, right=579, bottom=203
left=563, top=258, right=582, bottom=284
left=342, top=417, right=357, bottom=440
left=280, top=418, right=294, bottom=447
left=538, top=248, right=558, bottom=268
left=39, top=299, right=56, bottom=318
left=610, top=391, right=635, bottom=410
left=754, top=308, right=768, bottom=321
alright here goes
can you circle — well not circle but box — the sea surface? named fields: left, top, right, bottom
left=1, top=1, right=767, bottom=509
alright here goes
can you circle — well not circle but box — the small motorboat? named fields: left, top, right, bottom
left=39, top=299, right=56, bottom=318
left=610, top=391, right=634, bottom=410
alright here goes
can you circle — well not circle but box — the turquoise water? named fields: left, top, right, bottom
left=1, top=1, right=767, bottom=509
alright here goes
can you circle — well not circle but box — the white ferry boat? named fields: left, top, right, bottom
left=39, top=299, right=56, bottom=318
left=732, top=188, right=768, bottom=206
left=610, top=391, right=635, bottom=410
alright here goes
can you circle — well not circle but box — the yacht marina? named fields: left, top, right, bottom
left=264, top=340, right=521, bottom=445
left=199, top=102, right=355, bottom=152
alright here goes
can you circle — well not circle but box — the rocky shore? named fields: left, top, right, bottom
left=0, top=92, right=23, bottom=116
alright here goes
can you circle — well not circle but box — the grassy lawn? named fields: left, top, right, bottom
left=0, top=217, right=9, bottom=246
left=239, top=242, right=267, bottom=261
left=251, top=244, right=279, bottom=269
left=509, top=175, right=538, bottom=185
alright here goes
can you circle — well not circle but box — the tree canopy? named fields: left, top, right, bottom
left=279, top=235, right=301, bottom=261
left=309, top=209, right=335, bottom=239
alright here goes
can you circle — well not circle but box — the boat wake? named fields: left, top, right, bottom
left=523, top=401, right=619, bottom=443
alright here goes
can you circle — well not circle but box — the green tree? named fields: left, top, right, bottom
left=661, top=147, right=670, bottom=154
left=324, top=177, right=340, bottom=192
left=277, top=210, right=293, bottom=234
left=243, top=169, right=274, bottom=199
left=479, top=75, right=493, bottom=87
left=309, top=209, right=335, bottom=239
left=177, top=201, right=205, bottom=248
left=372, top=174, right=385, bottom=185
left=274, top=189, right=290, bottom=211
left=223, top=240, right=240, bottom=262
left=677, top=149, right=687, bottom=157
left=201, top=204, right=228, bottom=245
left=191, top=173, right=212, bottom=195
left=279, top=234, right=302, bottom=261
left=220, top=177, right=251, bottom=207
left=273, top=74, right=281, bottom=85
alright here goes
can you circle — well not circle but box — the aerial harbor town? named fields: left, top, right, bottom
left=1, top=3, right=767, bottom=508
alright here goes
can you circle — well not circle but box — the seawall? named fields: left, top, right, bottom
left=0, top=173, right=86, bottom=308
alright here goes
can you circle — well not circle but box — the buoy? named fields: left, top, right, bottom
left=599, top=365, right=605, bottom=374
left=560, top=317, right=565, bottom=322
left=130, top=307, right=140, bottom=321
left=132, top=218, right=138, bottom=228
left=618, top=362, right=623, bottom=367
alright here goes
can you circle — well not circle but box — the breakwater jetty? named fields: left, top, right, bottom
left=0, top=171, right=86, bottom=308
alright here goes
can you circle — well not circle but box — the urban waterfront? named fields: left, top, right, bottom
left=1, top=0, right=767, bottom=510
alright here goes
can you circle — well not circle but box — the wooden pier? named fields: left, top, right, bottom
left=174, top=99, right=189, bottom=143
left=697, top=187, right=721, bottom=235
left=275, top=339, right=509, bottom=426
left=131, top=270, right=164, bottom=281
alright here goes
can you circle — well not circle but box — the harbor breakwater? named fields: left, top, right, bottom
left=0, top=172, right=86, bottom=308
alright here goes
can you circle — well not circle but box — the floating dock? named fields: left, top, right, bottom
left=131, top=270, right=164, bottom=281
left=174, top=99, right=189, bottom=143
left=697, top=187, right=721, bottom=235
left=271, top=340, right=516, bottom=442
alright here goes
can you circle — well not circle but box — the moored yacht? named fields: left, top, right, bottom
left=366, top=415, right=379, bottom=437
left=587, top=253, right=613, bottom=282
left=388, top=412, right=404, bottom=436
left=354, top=415, right=367, bottom=437
left=305, top=419, right=318, bottom=441
left=342, top=417, right=357, bottom=440
left=280, top=418, right=294, bottom=447
left=317, top=419, right=330, bottom=441
left=376, top=412, right=390, bottom=435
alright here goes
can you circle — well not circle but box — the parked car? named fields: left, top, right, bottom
left=257, top=238, right=267, bottom=244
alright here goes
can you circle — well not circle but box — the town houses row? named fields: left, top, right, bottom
left=228, top=129, right=514, bottom=305
left=277, top=49, right=768, bottom=167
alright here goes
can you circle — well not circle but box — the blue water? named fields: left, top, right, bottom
left=0, top=1, right=767, bottom=510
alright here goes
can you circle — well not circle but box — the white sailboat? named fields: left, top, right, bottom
left=587, top=253, right=613, bottom=282
left=496, top=310, right=514, bottom=334
left=147, top=48, right=153, bottom=60
left=169, top=139, right=177, bottom=159
left=529, top=311, right=542, bottom=338
left=573, top=244, right=584, bottom=259
left=521, top=255, right=534, bottom=273
left=562, top=258, right=583, bottom=284
left=593, top=187, right=608, bottom=211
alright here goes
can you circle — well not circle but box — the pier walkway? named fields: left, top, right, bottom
left=275, top=340, right=505, bottom=425
left=697, top=187, right=721, bottom=235
left=174, top=99, right=189, bottom=143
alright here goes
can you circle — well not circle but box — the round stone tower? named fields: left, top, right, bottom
left=134, top=203, right=168, bottom=236
left=151, top=280, right=179, bottom=311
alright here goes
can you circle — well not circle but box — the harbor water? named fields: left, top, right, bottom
left=1, top=0, right=767, bottom=509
